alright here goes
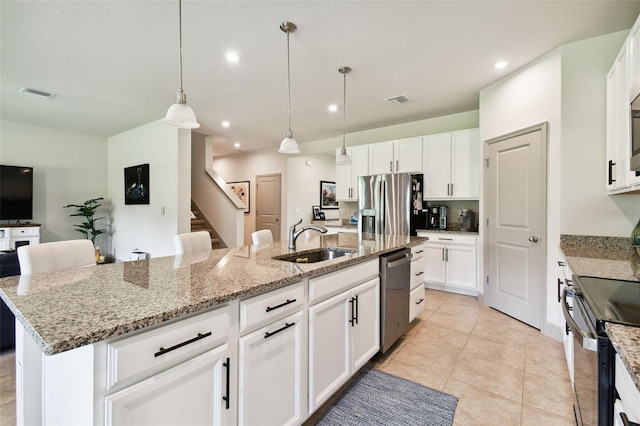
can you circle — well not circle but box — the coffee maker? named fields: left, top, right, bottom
left=426, top=205, right=448, bottom=229
left=459, top=209, right=476, bottom=231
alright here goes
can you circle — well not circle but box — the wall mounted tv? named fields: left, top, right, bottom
left=0, top=165, right=34, bottom=222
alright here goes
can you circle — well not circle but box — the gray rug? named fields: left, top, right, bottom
left=317, top=367, right=458, bottom=426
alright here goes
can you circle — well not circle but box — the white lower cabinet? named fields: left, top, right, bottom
left=409, top=244, right=426, bottom=321
left=557, top=257, right=574, bottom=386
left=105, top=344, right=232, bottom=425
left=615, top=353, right=640, bottom=425
left=238, top=310, right=305, bottom=426
left=308, top=277, right=379, bottom=414
left=418, top=233, right=477, bottom=296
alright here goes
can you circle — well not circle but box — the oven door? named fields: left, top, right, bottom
left=562, top=287, right=599, bottom=426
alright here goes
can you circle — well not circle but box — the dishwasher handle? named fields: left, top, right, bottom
left=386, top=252, right=413, bottom=268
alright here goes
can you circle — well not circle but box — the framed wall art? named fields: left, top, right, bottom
left=228, top=180, right=250, bottom=213
left=124, top=163, right=150, bottom=205
left=320, top=180, right=338, bottom=209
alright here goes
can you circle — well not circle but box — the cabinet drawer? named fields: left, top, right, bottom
left=309, top=259, right=378, bottom=305
left=107, top=306, right=230, bottom=390
left=424, top=234, right=476, bottom=245
left=409, top=285, right=425, bottom=322
left=411, top=244, right=425, bottom=260
left=615, top=354, right=640, bottom=423
left=410, top=259, right=424, bottom=290
left=10, top=227, right=39, bottom=237
left=240, top=281, right=304, bottom=334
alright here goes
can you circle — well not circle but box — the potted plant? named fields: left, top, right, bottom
left=63, top=197, right=105, bottom=244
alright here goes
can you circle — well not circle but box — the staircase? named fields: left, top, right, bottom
left=191, top=202, right=223, bottom=249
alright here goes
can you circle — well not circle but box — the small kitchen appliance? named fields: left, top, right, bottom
left=459, top=209, right=476, bottom=232
left=426, top=206, right=441, bottom=229
left=438, top=206, right=447, bottom=229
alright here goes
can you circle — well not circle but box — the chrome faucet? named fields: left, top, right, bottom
left=288, top=218, right=327, bottom=251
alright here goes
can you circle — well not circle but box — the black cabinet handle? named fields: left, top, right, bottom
left=349, top=297, right=356, bottom=326
left=264, top=322, right=295, bottom=339
left=557, top=261, right=566, bottom=267
left=222, top=357, right=230, bottom=409
left=354, top=295, right=359, bottom=325
left=565, top=322, right=570, bottom=336
left=416, top=298, right=425, bottom=305
left=154, top=331, right=212, bottom=357
left=565, top=278, right=573, bottom=286
left=415, top=271, right=424, bottom=277
left=265, top=298, right=296, bottom=312
left=416, top=250, right=424, bottom=254
left=609, top=160, right=617, bottom=185
left=557, top=278, right=563, bottom=303
left=620, top=412, right=640, bottom=426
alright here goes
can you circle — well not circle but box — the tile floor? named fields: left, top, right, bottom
left=370, top=289, right=575, bottom=426
left=0, top=289, right=574, bottom=426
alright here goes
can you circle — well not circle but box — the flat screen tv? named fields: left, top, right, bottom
left=0, top=165, right=34, bottom=221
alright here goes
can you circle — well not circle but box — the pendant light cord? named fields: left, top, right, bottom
left=178, top=0, right=184, bottom=94
left=286, top=30, right=292, bottom=132
left=342, top=70, right=346, bottom=148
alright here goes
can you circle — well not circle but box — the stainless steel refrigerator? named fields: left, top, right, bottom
left=357, top=173, right=423, bottom=237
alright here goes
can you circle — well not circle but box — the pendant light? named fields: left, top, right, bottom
left=278, top=21, right=300, bottom=154
left=336, top=66, right=352, bottom=165
left=164, top=0, right=200, bottom=129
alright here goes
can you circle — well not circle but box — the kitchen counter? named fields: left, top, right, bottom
left=416, top=228, right=479, bottom=235
left=560, top=234, right=640, bottom=393
left=0, top=233, right=425, bottom=355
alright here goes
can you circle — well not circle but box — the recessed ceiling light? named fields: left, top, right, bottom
left=328, top=104, right=338, bottom=112
left=222, top=121, right=230, bottom=128
left=225, top=51, right=240, bottom=63
left=234, top=142, right=240, bottom=148
left=494, top=60, right=509, bottom=70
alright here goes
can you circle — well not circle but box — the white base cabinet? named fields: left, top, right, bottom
left=105, top=344, right=231, bottom=426
left=557, top=257, right=574, bottom=386
left=308, top=261, right=380, bottom=414
left=417, top=232, right=477, bottom=296
left=409, top=244, right=426, bottom=321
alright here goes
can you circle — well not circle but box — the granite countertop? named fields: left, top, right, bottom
left=560, top=235, right=640, bottom=393
left=416, top=228, right=479, bottom=235
left=0, top=233, right=425, bottom=356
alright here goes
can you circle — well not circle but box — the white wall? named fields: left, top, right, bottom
left=560, top=30, right=639, bottom=236
left=107, top=120, right=190, bottom=260
left=479, top=30, right=629, bottom=338
left=0, top=120, right=108, bottom=245
left=286, top=154, right=339, bottom=227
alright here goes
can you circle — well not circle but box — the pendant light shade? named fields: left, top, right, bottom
left=164, top=0, right=200, bottom=129
left=278, top=21, right=300, bottom=154
left=336, top=66, right=352, bottom=165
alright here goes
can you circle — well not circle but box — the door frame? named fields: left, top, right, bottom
left=255, top=173, right=282, bottom=241
left=482, top=122, right=548, bottom=332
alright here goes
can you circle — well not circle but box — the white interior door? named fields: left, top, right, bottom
left=256, top=174, right=281, bottom=241
left=486, top=125, right=546, bottom=329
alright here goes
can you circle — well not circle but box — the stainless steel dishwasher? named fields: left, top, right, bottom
left=379, top=248, right=412, bottom=353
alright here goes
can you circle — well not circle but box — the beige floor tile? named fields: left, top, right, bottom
left=523, top=371, right=574, bottom=419
left=462, top=334, right=526, bottom=371
left=0, top=400, right=16, bottom=426
left=426, top=310, right=478, bottom=334
left=0, top=354, right=14, bottom=378
left=450, top=352, right=524, bottom=402
left=393, top=333, right=462, bottom=374
left=442, top=292, right=481, bottom=307
left=377, top=357, right=452, bottom=392
left=445, top=378, right=522, bottom=426
left=521, top=403, right=575, bottom=426
left=472, top=319, right=530, bottom=346
left=524, top=344, right=570, bottom=379
left=411, top=320, right=470, bottom=351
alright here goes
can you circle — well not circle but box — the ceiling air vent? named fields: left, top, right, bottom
left=385, top=95, right=410, bottom=106
left=19, top=87, right=55, bottom=99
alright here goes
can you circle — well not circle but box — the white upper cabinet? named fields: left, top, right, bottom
left=368, top=138, right=422, bottom=175
left=630, top=14, right=640, bottom=100
left=423, top=129, right=480, bottom=200
left=336, top=145, right=368, bottom=201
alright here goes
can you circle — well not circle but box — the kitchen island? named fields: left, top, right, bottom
left=0, top=232, right=426, bottom=425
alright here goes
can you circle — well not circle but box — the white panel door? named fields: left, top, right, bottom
left=394, top=137, right=423, bottom=173
left=256, top=174, right=282, bottom=241
left=369, top=141, right=395, bottom=175
left=308, top=292, right=350, bottom=413
left=238, top=311, right=304, bottom=426
left=423, top=133, right=451, bottom=199
left=451, top=129, right=480, bottom=198
left=350, top=278, right=380, bottom=371
left=105, top=344, right=231, bottom=426
left=487, top=127, right=545, bottom=329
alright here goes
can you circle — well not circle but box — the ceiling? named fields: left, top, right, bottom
left=2, top=1, right=640, bottom=157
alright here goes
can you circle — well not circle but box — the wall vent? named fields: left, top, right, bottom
left=19, top=87, right=55, bottom=99
left=384, top=95, right=410, bottom=106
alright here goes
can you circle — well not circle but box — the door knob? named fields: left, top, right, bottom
left=529, top=236, right=539, bottom=243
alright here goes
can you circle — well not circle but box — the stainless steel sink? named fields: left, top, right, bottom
left=273, top=248, right=357, bottom=264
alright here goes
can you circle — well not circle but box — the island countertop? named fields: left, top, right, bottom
left=0, top=233, right=426, bottom=356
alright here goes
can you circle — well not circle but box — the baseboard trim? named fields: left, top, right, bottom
left=424, top=282, right=478, bottom=297
left=543, top=321, right=563, bottom=342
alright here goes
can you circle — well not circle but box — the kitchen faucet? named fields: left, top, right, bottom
left=288, top=218, right=327, bottom=250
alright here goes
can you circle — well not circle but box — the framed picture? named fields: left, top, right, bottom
left=124, top=163, right=150, bottom=205
left=228, top=181, right=250, bottom=213
left=320, top=180, right=338, bottom=209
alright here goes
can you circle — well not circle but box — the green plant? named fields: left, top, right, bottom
left=63, top=197, right=105, bottom=243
